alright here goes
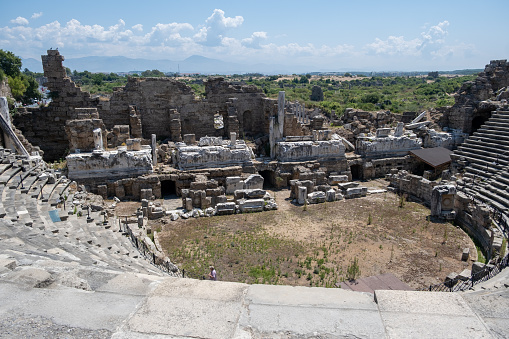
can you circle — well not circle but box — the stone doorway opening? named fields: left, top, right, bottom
left=259, top=170, right=275, bottom=188
left=160, top=180, right=177, bottom=198
left=471, top=115, right=489, bottom=135
left=350, top=164, right=362, bottom=180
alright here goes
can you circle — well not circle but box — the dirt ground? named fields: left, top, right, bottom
left=119, top=179, right=476, bottom=289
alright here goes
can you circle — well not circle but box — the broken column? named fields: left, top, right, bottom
left=230, top=132, right=237, bottom=146
left=394, top=122, right=404, bottom=137
left=298, top=186, right=307, bottom=205
left=93, top=128, right=103, bottom=151
left=151, top=134, right=157, bottom=166
left=278, top=91, right=285, bottom=136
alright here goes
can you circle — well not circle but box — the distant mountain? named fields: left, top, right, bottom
left=22, top=54, right=306, bottom=75
left=21, top=54, right=484, bottom=76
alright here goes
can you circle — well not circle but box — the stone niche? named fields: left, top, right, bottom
left=431, top=185, right=456, bottom=220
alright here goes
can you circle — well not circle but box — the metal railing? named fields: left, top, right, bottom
left=121, top=219, right=182, bottom=277
left=424, top=253, right=508, bottom=292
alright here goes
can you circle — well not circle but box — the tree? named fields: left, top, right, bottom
left=0, top=50, right=41, bottom=104
left=0, top=49, right=22, bottom=78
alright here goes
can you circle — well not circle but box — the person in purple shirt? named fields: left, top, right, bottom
left=208, top=265, right=217, bottom=281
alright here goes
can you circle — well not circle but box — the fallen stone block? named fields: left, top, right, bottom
left=238, top=198, right=264, bottom=213
left=216, top=202, right=236, bottom=215
left=328, top=175, right=348, bottom=185
left=308, top=191, right=326, bottom=204
left=458, top=269, right=471, bottom=281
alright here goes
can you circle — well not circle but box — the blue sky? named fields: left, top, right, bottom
left=1, top=0, right=508, bottom=71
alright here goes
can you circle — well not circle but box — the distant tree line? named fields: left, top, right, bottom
left=0, top=49, right=41, bottom=105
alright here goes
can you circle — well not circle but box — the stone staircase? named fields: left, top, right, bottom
left=0, top=147, right=166, bottom=278
left=453, top=110, right=509, bottom=233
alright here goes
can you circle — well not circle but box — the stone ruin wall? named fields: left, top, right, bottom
left=13, top=50, right=100, bottom=160
left=387, top=171, right=494, bottom=256
left=441, top=59, right=509, bottom=134
left=12, top=50, right=276, bottom=162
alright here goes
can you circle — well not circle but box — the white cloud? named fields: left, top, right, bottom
left=242, top=31, right=267, bottom=49
left=132, top=24, right=143, bottom=32
left=365, top=20, right=453, bottom=57
left=31, top=12, right=43, bottom=19
left=10, top=16, right=29, bottom=25
left=198, top=9, right=244, bottom=46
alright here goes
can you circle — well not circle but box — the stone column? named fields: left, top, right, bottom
left=269, top=117, right=276, bottom=159
left=394, top=122, right=404, bottom=137
left=0, top=97, right=11, bottom=128
left=278, top=91, right=285, bottom=136
left=151, top=134, right=157, bottom=166
left=230, top=132, right=236, bottom=146
left=93, top=128, right=103, bottom=151
left=297, top=186, right=307, bottom=205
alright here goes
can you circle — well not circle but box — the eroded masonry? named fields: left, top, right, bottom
left=0, top=49, right=508, bottom=288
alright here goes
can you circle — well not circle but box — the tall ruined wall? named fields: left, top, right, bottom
left=205, top=78, right=275, bottom=137
left=103, top=77, right=275, bottom=141
left=13, top=50, right=280, bottom=161
left=104, top=77, right=200, bottom=139
left=442, top=59, right=509, bottom=134
left=13, top=50, right=99, bottom=160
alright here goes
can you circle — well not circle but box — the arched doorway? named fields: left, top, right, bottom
left=471, top=115, right=489, bottom=135
left=160, top=180, right=177, bottom=197
left=350, top=164, right=362, bottom=180
left=259, top=170, right=275, bottom=188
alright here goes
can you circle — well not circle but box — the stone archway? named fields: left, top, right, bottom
left=471, top=115, right=489, bottom=135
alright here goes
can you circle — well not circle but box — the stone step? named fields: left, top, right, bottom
left=477, top=125, right=509, bottom=136
left=483, top=120, right=509, bottom=128
left=476, top=187, right=509, bottom=211
left=473, top=130, right=509, bottom=144
left=457, top=141, right=509, bottom=161
left=0, top=165, right=22, bottom=185
left=454, top=149, right=505, bottom=168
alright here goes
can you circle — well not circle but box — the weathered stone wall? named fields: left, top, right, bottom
left=13, top=50, right=99, bottom=160
left=275, top=140, right=346, bottom=162
left=65, top=118, right=107, bottom=153
left=14, top=51, right=280, bottom=161
left=364, top=156, right=414, bottom=179
left=356, top=135, right=422, bottom=158
left=387, top=170, right=438, bottom=204
left=105, top=77, right=199, bottom=139
left=441, top=60, right=509, bottom=134
left=66, top=148, right=153, bottom=182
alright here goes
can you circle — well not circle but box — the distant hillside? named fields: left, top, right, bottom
left=23, top=55, right=298, bottom=75
left=21, top=55, right=485, bottom=76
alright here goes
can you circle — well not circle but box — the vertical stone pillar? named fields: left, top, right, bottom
left=230, top=132, right=236, bottom=146
left=151, top=134, right=157, bottom=166
left=269, top=117, right=276, bottom=159
left=0, top=97, right=12, bottom=128
left=298, top=186, right=307, bottom=205
left=93, top=128, right=103, bottom=151
left=394, top=122, right=404, bottom=137
left=278, top=91, right=285, bottom=136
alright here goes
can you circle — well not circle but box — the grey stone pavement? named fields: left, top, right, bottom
left=0, top=268, right=508, bottom=339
